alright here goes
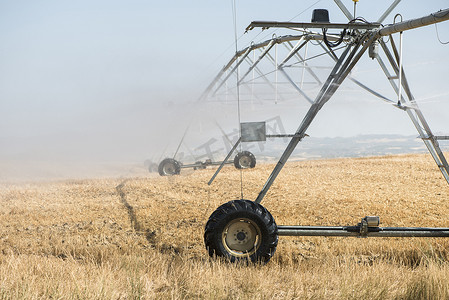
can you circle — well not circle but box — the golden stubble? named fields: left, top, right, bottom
left=1, top=153, right=449, bottom=299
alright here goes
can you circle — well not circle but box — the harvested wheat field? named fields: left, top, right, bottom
left=1, top=153, right=449, bottom=299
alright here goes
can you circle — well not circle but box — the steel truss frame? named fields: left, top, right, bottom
left=204, top=2, right=449, bottom=238
left=251, top=12, right=449, bottom=206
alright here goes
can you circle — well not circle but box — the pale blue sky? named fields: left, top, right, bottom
left=0, top=0, right=448, bottom=164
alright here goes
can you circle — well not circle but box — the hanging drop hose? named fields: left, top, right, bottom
left=393, top=14, right=404, bottom=107
left=435, top=23, right=449, bottom=45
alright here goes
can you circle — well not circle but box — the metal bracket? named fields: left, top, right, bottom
left=358, top=216, right=380, bottom=238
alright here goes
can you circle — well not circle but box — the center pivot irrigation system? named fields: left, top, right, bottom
left=202, top=1, right=449, bottom=263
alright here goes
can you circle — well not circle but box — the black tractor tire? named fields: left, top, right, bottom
left=204, top=199, right=278, bottom=263
left=158, top=158, right=181, bottom=176
left=234, top=151, right=256, bottom=169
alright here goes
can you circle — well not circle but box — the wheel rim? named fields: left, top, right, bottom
left=222, top=218, right=261, bottom=257
left=163, top=162, right=176, bottom=175
left=238, top=156, right=251, bottom=168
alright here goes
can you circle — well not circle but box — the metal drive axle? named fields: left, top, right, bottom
left=180, top=160, right=233, bottom=169
left=278, top=217, right=449, bottom=238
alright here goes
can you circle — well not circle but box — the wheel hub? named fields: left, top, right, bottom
left=239, top=156, right=251, bottom=168
left=222, top=218, right=261, bottom=255
left=163, top=163, right=175, bottom=174
left=236, top=231, right=246, bottom=242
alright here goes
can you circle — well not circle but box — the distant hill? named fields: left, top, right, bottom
left=249, top=134, right=448, bottom=161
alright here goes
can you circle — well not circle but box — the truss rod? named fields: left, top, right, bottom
left=254, top=45, right=352, bottom=203
left=320, top=40, right=395, bottom=104
left=251, top=45, right=315, bottom=96
left=208, top=137, right=241, bottom=185
left=246, top=21, right=380, bottom=31
left=211, top=48, right=252, bottom=97
left=333, top=0, right=354, bottom=21
left=262, top=44, right=315, bottom=104
left=388, top=37, right=413, bottom=102
left=284, top=41, right=322, bottom=85
left=236, top=35, right=306, bottom=57
left=217, top=73, right=266, bottom=103
left=377, top=0, right=402, bottom=23
left=255, top=33, right=375, bottom=204
left=238, top=40, right=276, bottom=84
left=333, top=0, right=402, bottom=30
left=278, top=68, right=314, bottom=104
left=200, top=33, right=341, bottom=102
left=198, top=53, right=238, bottom=102
left=350, top=78, right=395, bottom=103
left=278, top=38, right=307, bottom=68
left=242, top=56, right=286, bottom=102
left=378, top=40, right=449, bottom=183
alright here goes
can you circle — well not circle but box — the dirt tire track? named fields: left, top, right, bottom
left=116, top=179, right=156, bottom=244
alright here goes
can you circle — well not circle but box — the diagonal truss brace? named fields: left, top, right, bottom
left=255, top=32, right=377, bottom=203
left=252, top=8, right=449, bottom=204
left=199, top=34, right=348, bottom=104
left=377, top=38, right=449, bottom=182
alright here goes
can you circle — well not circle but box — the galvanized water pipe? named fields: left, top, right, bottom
left=378, top=8, right=449, bottom=36
left=278, top=226, right=449, bottom=238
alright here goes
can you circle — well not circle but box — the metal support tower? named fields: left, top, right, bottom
left=203, top=3, right=449, bottom=263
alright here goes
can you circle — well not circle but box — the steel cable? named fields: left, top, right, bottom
left=232, top=0, right=244, bottom=199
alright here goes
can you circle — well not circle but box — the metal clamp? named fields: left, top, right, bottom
left=359, top=216, right=380, bottom=237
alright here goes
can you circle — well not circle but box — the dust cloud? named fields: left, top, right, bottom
left=1, top=1, right=448, bottom=182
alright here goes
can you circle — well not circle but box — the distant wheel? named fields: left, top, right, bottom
left=148, top=163, right=158, bottom=173
left=234, top=151, right=256, bottom=169
left=158, top=158, right=181, bottom=176
left=204, top=199, right=278, bottom=263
